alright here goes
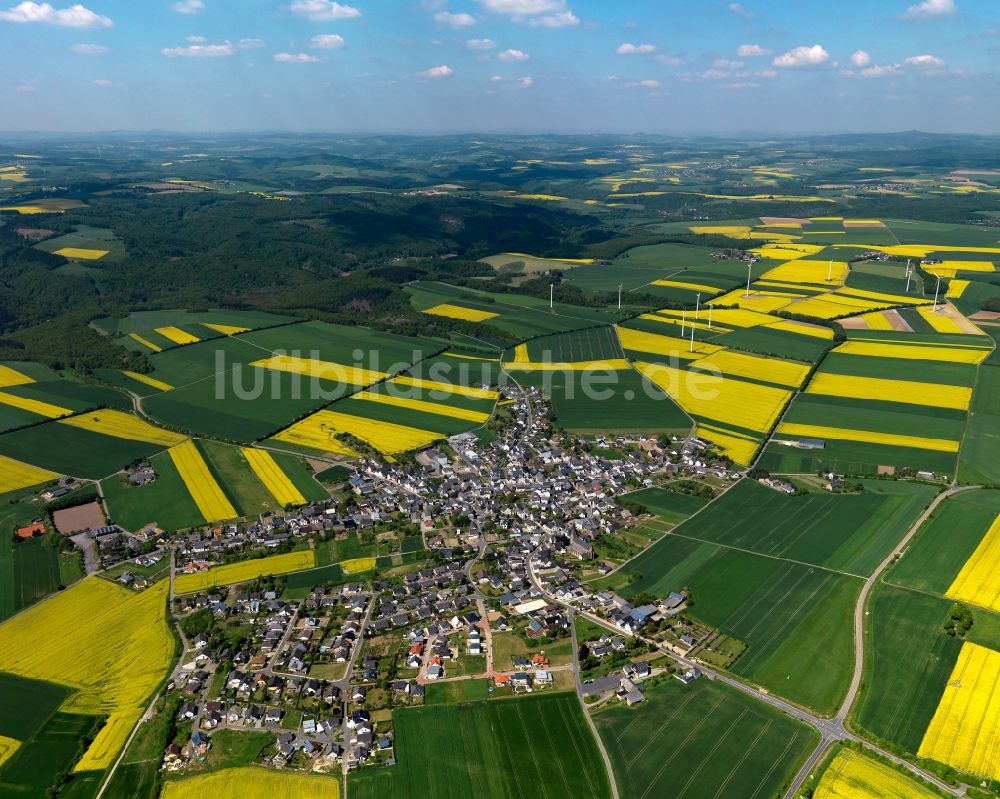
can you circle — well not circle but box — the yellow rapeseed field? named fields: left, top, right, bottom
left=750, top=243, right=824, bottom=260
left=154, top=326, right=200, bottom=345
left=274, top=409, right=441, bottom=455
left=122, top=370, right=173, bottom=392
left=0, top=453, right=58, bottom=493
left=0, top=391, right=72, bottom=418
left=421, top=303, right=499, bottom=322
left=128, top=332, right=162, bottom=352
left=775, top=423, right=959, bottom=453
left=814, top=749, right=941, bottom=799
left=53, top=247, right=109, bottom=260
left=658, top=307, right=774, bottom=329
left=168, top=440, right=238, bottom=523
left=0, top=736, right=19, bottom=769
left=60, top=409, right=187, bottom=446
left=349, top=390, right=491, bottom=423
left=918, top=642, right=1000, bottom=781
left=712, top=290, right=793, bottom=314
left=853, top=311, right=895, bottom=331
left=0, top=578, right=175, bottom=773
left=691, top=350, right=810, bottom=388
left=390, top=376, right=498, bottom=401
left=688, top=225, right=753, bottom=238
left=342, top=557, right=377, bottom=574
left=202, top=323, right=250, bottom=335
left=946, top=515, right=1000, bottom=613
left=651, top=279, right=723, bottom=294
left=787, top=296, right=879, bottom=319
left=174, top=550, right=316, bottom=594
left=442, top=352, right=498, bottom=362
left=242, top=448, right=306, bottom=508
left=0, top=364, right=34, bottom=388
left=617, top=327, right=721, bottom=360
left=512, top=343, right=530, bottom=363
left=764, top=320, right=835, bottom=339
left=946, top=279, right=970, bottom=299
left=916, top=306, right=965, bottom=335
left=160, top=766, right=339, bottom=799
left=635, top=361, right=790, bottom=433
left=806, top=373, right=972, bottom=411
left=762, top=259, right=849, bottom=284
left=250, top=355, right=386, bottom=387
left=832, top=340, right=990, bottom=364
left=696, top=423, right=760, bottom=466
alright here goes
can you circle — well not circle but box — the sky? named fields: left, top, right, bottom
left=1, top=0, right=999, bottom=134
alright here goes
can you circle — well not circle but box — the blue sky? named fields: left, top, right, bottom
left=1, top=0, right=998, bottom=133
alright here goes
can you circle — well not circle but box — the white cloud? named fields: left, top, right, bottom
left=616, top=42, right=655, bottom=55
left=310, top=33, right=344, bottom=49
left=289, top=0, right=361, bottom=21
left=186, top=34, right=206, bottom=42
left=904, top=0, right=956, bottom=18
left=624, top=78, right=660, bottom=89
left=714, top=58, right=743, bottom=69
left=434, top=10, right=476, bottom=27
left=728, top=2, right=752, bottom=16
left=70, top=42, right=106, bottom=54
left=274, top=52, right=322, bottom=62
left=859, top=63, right=901, bottom=77
left=528, top=10, right=577, bottom=26
left=498, top=48, right=529, bottom=61
left=905, top=53, right=945, bottom=68
left=476, top=0, right=578, bottom=27
left=756, top=69, right=777, bottom=78
left=515, top=75, right=533, bottom=87
left=465, top=37, right=494, bottom=49
left=772, top=44, right=829, bottom=68
left=91, top=78, right=112, bottom=85
left=654, top=53, right=684, bottom=66
left=0, top=2, right=112, bottom=27
left=490, top=74, right=502, bottom=81
left=16, top=79, right=37, bottom=92
left=850, top=49, right=870, bottom=67
left=417, top=64, right=453, bottom=78
left=171, top=0, right=203, bottom=14
left=238, top=37, right=264, bottom=48
left=737, top=43, right=770, bottom=57
left=161, top=41, right=234, bottom=57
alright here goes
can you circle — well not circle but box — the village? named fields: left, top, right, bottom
left=132, top=385, right=739, bottom=779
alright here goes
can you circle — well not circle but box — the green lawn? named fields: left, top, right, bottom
left=102, top=449, right=204, bottom=531
left=617, top=487, right=707, bottom=524
left=593, top=677, right=818, bottom=799
left=350, top=693, right=611, bottom=799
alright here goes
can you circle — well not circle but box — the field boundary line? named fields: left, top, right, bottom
left=649, top=525, right=867, bottom=580
left=712, top=718, right=773, bottom=799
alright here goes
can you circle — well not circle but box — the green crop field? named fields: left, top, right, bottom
left=523, top=326, right=624, bottom=362
left=618, top=486, right=707, bottom=523
left=593, top=678, right=818, bottom=799
left=854, top=585, right=962, bottom=753
left=94, top=308, right=298, bottom=337
left=887, top=489, right=1000, bottom=596
left=102, top=449, right=204, bottom=531
left=640, top=478, right=936, bottom=576
left=958, top=365, right=1000, bottom=484
left=708, top=325, right=832, bottom=362
left=0, top=421, right=171, bottom=480
left=514, top=367, right=691, bottom=434
left=605, top=530, right=859, bottom=713
left=350, top=693, right=611, bottom=799
left=0, top=493, right=71, bottom=621
left=564, top=242, right=730, bottom=292
left=760, top=438, right=958, bottom=478
left=407, top=280, right=630, bottom=338
left=0, top=711, right=104, bottom=796
left=820, top=352, right=978, bottom=385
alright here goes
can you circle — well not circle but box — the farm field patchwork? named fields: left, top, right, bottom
left=593, top=677, right=817, bottom=799
left=272, top=408, right=442, bottom=456
left=168, top=440, right=238, bottom=523
left=242, top=447, right=307, bottom=507
left=0, top=577, right=175, bottom=773
left=349, top=693, right=611, bottom=799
